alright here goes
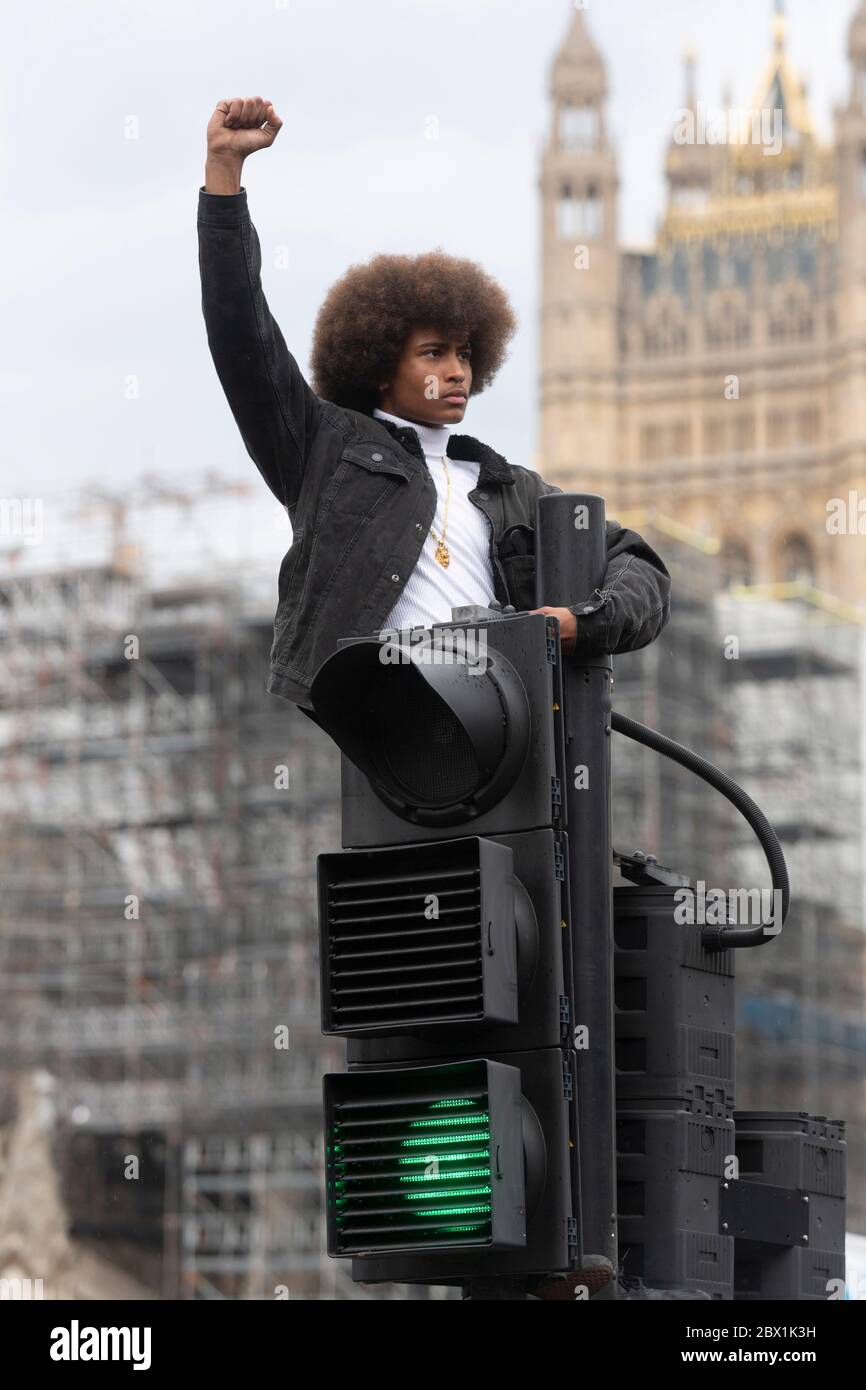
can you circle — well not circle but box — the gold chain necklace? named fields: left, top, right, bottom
left=429, top=454, right=452, bottom=568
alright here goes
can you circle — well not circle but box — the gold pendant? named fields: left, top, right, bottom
left=435, top=541, right=450, bottom=568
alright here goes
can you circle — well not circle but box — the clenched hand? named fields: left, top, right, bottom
left=208, top=97, right=282, bottom=159
left=205, top=97, right=282, bottom=193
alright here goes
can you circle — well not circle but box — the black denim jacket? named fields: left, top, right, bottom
left=197, top=187, right=672, bottom=709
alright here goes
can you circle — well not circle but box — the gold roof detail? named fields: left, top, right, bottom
left=660, top=185, right=838, bottom=245
left=660, top=4, right=837, bottom=244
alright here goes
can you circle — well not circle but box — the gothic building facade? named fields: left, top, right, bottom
left=539, top=0, right=866, bottom=609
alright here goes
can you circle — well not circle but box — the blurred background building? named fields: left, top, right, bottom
left=541, top=0, right=866, bottom=1232
left=1, top=0, right=864, bottom=1298
left=540, top=0, right=865, bottom=607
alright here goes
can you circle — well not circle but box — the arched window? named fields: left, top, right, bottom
left=584, top=184, right=602, bottom=239
left=720, top=539, right=753, bottom=589
left=778, top=534, right=815, bottom=585
left=559, top=104, right=598, bottom=152
left=671, top=247, right=690, bottom=298
left=556, top=183, right=579, bottom=239
left=556, top=183, right=603, bottom=241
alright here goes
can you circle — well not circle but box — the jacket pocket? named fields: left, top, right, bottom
left=339, top=443, right=413, bottom=480
left=310, top=443, right=410, bottom=534
left=499, top=553, right=536, bottom=611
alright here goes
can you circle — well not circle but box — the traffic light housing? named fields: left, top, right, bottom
left=312, top=614, right=581, bottom=1286
left=324, top=1058, right=525, bottom=1258
left=312, top=620, right=564, bottom=848
left=310, top=631, right=533, bottom=829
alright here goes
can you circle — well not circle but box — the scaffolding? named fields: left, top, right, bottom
left=0, top=476, right=446, bottom=1299
left=718, top=585, right=866, bottom=1230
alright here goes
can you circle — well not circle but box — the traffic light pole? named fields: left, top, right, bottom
left=535, top=493, right=617, bottom=1296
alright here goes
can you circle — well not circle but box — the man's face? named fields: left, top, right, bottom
left=378, top=325, right=473, bottom=426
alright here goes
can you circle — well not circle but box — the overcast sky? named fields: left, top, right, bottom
left=1, top=0, right=857, bottom=500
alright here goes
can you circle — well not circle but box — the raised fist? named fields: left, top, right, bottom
left=207, top=97, right=283, bottom=163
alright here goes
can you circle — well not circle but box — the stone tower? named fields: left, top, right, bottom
left=538, top=4, right=619, bottom=492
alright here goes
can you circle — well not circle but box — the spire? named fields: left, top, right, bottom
left=550, top=2, right=606, bottom=100
left=750, top=0, right=813, bottom=139
left=683, top=47, right=698, bottom=112
left=665, top=47, right=716, bottom=195
left=556, top=4, right=602, bottom=64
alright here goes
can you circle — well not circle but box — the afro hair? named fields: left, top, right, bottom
left=310, top=247, right=517, bottom=414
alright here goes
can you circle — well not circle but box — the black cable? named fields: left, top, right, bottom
left=611, top=711, right=789, bottom=950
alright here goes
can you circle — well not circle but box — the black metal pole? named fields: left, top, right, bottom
left=535, top=492, right=617, bottom=1296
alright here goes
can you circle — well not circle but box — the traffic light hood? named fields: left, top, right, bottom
left=309, top=633, right=532, bottom=826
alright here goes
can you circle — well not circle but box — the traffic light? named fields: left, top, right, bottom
left=306, top=491, right=838, bottom=1302
left=311, top=614, right=582, bottom=1288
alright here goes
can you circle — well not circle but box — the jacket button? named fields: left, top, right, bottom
left=391, top=573, right=400, bottom=582
left=372, top=452, right=383, bottom=462
left=415, top=522, right=422, bottom=530
left=477, top=491, right=489, bottom=500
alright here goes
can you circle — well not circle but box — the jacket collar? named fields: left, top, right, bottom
left=370, top=415, right=515, bottom=487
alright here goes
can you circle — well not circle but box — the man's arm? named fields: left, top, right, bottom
left=566, top=519, right=672, bottom=656
left=198, top=97, right=323, bottom=513
left=530, top=472, right=672, bottom=654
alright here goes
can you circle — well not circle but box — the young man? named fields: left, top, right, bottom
left=198, top=97, right=671, bottom=720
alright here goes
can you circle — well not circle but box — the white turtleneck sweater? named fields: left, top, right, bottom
left=374, top=407, right=497, bottom=631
